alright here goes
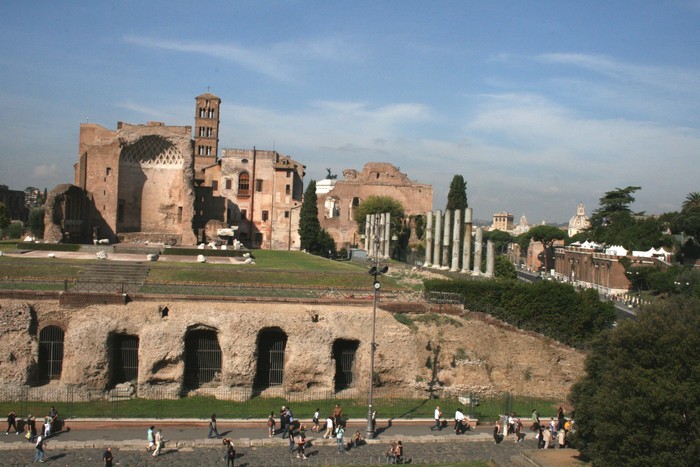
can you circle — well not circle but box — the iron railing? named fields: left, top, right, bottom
left=0, top=386, right=563, bottom=421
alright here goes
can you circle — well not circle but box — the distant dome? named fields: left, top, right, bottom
left=568, top=203, right=590, bottom=237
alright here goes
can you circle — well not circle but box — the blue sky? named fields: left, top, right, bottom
left=1, top=0, right=699, bottom=223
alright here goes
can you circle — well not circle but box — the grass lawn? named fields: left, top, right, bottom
left=0, top=249, right=403, bottom=289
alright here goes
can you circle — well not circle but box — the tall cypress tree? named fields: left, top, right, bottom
left=445, top=175, right=468, bottom=266
left=446, top=175, right=468, bottom=210
left=299, top=180, right=321, bottom=253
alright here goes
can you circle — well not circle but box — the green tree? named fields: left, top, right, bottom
left=27, top=207, right=45, bottom=238
left=352, top=196, right=405, bottom=233
left=570, top=297, right=700, bottom=466
left=298, top=180, right=327, bottom=255
left=494, top=256, right=516, bottom=279
left=446, top=175, right=468, bottom=211
left=0, top=202, right=9, bottom=231
left=483, top=229, right=513, bottom=255
left=524, top=224, right=566, bottom=273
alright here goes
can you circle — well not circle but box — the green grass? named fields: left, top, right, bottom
left=0, top=395, right=562, bottom=421
left=0, top=250, right=402, bottom=289
left=0, top=256, right=83, bottom=279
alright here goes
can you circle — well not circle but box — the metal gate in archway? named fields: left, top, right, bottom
left=112, top=334, right=139, bottom=385
left=184, top=330, right=222, bottom=388
left=333, top=339, right=359, bottom=390
left=254, top=329, right=287, bottom=389
left=39, top=326, right=64, bottom=381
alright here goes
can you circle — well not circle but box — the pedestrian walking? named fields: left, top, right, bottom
left=43, top=414, right=51, bottom=438
left=34, top=433, right=46, bottom=463
left=323, top=414, right=334, bottom=439
left=223, top=438, right=236, bottom=467
left=295, top=424, right=308, bottom=460
left=311, top=408, right=320, bottom=432
left=25, top=414, right=36, bottom=442
left=431, top=405, right=442, bottom=431
left=335, top=421, right=346, bottom=453
left=208, top=413, right=220, bottom=438
left=267, top=411, right=276, bottom=437
left=7, top=410, right=20, bottom=435
left=103, top=446, right=114, bottom=467
left=146, top=425, right=155, bottom=452
left=152, top=428, right=164, bottom=457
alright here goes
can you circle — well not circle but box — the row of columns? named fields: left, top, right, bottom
left=424, top=208, right=495, bottom=277
left=364, top=212, right=392, bottom=259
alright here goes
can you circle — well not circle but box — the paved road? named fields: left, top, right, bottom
left=0, top=420, right=549, bottom=466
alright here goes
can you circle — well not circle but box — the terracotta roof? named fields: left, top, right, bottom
left=195, top=92, right=220, bottom=100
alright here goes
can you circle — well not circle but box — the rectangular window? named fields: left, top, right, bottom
left=206, top=146, right=212, bottom=156
left=286, top=172, right=291, bottom=178
left=177, top=206, right=182, bottom=223
left=106, top=167, right=111, bottom=176
left=225, top=179, right=232, bottom=190
left=256, top=179, right=263, bottom=192
left=285, top=184, right=291, bottom=195
left=284, top=211, right=289, bottom=218
left=241, top=209, right=247, bottom=220
left=262, top=210, right=269, bottom=222
left=212, top=180, right=218, bottom=191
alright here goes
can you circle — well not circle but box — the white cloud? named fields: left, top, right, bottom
left=122, top=35, right=359, bottom=82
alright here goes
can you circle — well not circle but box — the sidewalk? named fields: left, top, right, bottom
left=0, top=419, right=585, bottom=466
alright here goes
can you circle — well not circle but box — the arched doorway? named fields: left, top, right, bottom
left=184, top=329, right=222, bottom=389
left=39, top=325, right=65, bottom=382
left=110, top=334, right=139, bottom=387
left=254, top=328, right=287, bottom=390
left=333, top=339, right=359, bottom=391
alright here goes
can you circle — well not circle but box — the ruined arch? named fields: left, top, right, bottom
left=38, top=325, right=64, bottom=382
left=333, top=339, right=359, bottom=391
left=254, top=327, right=287, bottom=390
left=184, top=328, right=222, bottom=389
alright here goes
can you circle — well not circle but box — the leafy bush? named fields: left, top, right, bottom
left=424, top=278, right=615, bottom=348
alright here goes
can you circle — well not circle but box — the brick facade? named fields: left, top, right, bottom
left=317, top=163, right=433, bottom=250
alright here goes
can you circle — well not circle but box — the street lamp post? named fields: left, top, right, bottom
left=365, top=214, right=390, bottom=440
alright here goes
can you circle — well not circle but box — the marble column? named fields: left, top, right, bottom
left=461, top=208, right=473, bottom=273
left=450, top=208, right=462, bottom=272
left=472, top=226, right=483, bottom=276
left=486, top=240, right=495, bottom=277
left=433, top=210, right=442, bottom=269
left=423, top=211, right=433, bottom=268
left=364, top=214, right=371, bottom=252
left=383, top=212, right=391, bottom=259
left=441, top=209, right=451, bottom=269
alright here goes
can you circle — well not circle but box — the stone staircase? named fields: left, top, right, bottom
left=74, top=261, right=150, bottom=294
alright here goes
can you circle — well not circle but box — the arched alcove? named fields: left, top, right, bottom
left=110, top=334, right=139, bottom=387
left=253, top=328, right=288, bottom=390
left=184, top=329, right=222, bottom=389
left=333, top=339, right=359, bottom=391
left=38, top=325, right=65, bottom=382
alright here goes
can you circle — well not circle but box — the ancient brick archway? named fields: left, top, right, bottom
left=254, top=327, right=287, bottom=390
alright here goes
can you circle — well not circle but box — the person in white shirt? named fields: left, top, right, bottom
left=454, top=409, right=466, bottom=434
left=431, top=406, right=442, bottom=431
left=323, top=415, right=334, bottom=439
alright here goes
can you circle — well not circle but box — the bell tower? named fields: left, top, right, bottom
left=193, top=92, right=221, bottom=179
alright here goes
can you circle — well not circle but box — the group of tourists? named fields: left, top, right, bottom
left=428, top=405, right=471, bottom=434
left=146, top=425, right=166, bottom=457
left=492, top=406, right=575, bottom=448
left=6, top=407, right=64, bottom=463
left=532, top=406, right=575, bottom=450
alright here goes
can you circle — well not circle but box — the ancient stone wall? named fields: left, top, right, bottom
left=318, top=163, right=433, bottom=250
left=0, top=298, right=584, bottom=401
